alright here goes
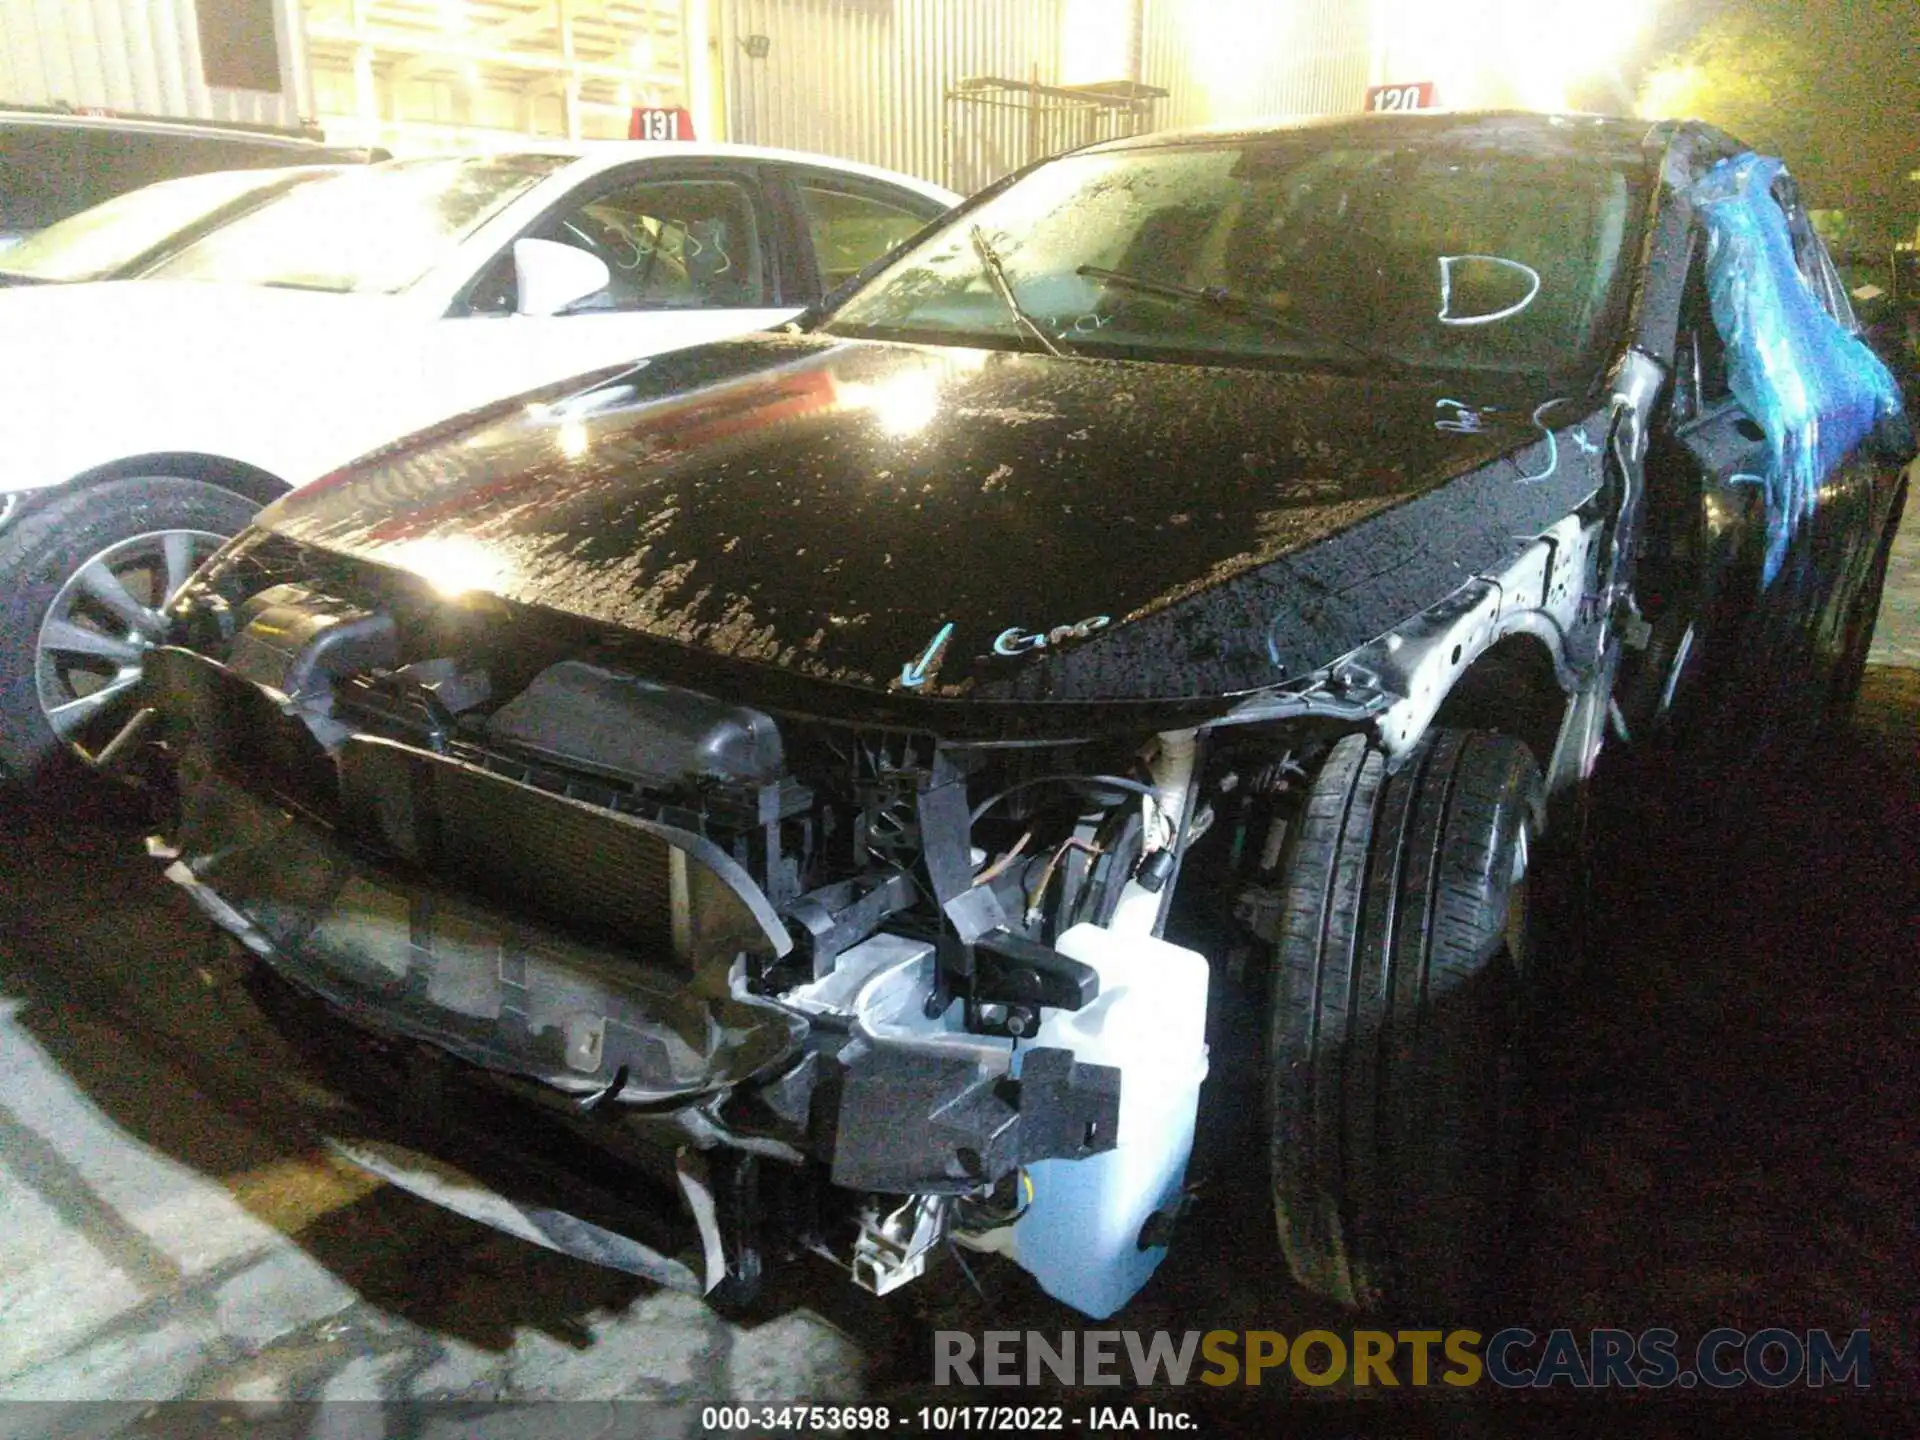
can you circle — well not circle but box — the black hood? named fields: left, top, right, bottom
left=264, top=333, right=1603, bottom=710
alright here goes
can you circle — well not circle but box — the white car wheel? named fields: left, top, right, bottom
left=0, top=476, right=258, bottom=780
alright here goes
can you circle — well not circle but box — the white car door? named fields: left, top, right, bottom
left=422, top=161, right=799, bottom=418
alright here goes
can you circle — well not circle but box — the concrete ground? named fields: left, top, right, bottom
left=1, top=487, right=1915, bottom=1430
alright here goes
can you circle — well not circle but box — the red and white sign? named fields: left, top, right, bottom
left=629, top=106, right=695, bottom=141
left=1365, top=81, right=1438, bottom=113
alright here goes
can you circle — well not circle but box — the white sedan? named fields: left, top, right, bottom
left=0, top=142, right=956, bottom=777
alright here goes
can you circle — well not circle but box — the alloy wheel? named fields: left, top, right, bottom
left=33, top=528, right=224, bottom=753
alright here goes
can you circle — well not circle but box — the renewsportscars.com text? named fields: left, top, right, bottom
left=933, top=1327, right=1872, bottom=1390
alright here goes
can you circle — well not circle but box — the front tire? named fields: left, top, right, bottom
left=0, top=476, right=258, bottom=782
left=1267, top=729, right=1544, bottom=1313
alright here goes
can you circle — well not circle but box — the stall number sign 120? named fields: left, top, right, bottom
left=1365, top=82, right=1437, bottom=112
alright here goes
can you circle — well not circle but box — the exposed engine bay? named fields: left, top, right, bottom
left=139, top=537, right=1325, bottom=1319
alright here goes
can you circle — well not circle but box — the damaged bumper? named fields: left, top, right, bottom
left=144, top=643, right=1126, bottom=1298
left=160, top=760, right=805, bottom=1107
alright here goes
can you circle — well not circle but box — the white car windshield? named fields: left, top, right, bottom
left=0, top=167, right=319, bottom=283
left=144, top=155, right=567, bottom=294
left=825, top=137, right=1647, bottom=379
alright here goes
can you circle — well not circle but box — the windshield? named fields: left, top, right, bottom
left=0, top=167, right=318, bottom=283
left=825, top=138, right=1647, bottom=378
left=144, top=155, right=565, bottom=294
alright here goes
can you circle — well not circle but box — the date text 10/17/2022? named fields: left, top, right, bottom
left=700, top=1406, right=1196, bottom=1432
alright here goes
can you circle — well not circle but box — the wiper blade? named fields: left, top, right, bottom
left=971, top=225, right=1063, bottom=358
left=1075, top=264, right=1394, bottom=370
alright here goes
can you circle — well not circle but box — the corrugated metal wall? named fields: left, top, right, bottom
left=0, top=0, right=309, bottom=129
left=1, top=0, right=1375, bottom=166
left=719, top=0, right=1066, bottom=195
left=1144, top=0, right=1374, bottom=131
left=720, top=0, right=1375, bottom=190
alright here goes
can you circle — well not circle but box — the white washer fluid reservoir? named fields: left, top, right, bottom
left=1009, top=922, right=1209, bottom=1318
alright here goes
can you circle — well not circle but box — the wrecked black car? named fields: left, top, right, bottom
left=126, top=112, right=1911, bottom=1319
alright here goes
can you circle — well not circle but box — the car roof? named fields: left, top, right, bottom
left=0, top=108, right=337, bottom=148
left=135, top=163, right=347, bottom=194
left=1078, top=109, right=1694, bottom=163
left=446, top=140, right=961, bottom=206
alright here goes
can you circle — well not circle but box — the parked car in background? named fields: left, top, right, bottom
left=131, top=113, right=1910, bottom=1320
left=0, top=142, right=957, bottom=779
left=0, top=165, right=340, bottom=286
left=0, top=106, right=377, bottom=247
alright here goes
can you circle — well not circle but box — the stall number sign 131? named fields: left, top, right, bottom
left=630, top=106, right=694, bottom=140
left=1365, top=81, right=1436, bottom=111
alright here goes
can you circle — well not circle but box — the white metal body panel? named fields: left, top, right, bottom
left=0, top=144, right=957, bottom=498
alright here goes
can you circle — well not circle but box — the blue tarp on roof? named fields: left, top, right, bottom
left=1690, top=153, right=1905, bottom=585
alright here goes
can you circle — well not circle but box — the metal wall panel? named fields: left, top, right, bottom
left=1142, top=0, right=1374, bottom=131
left=1, top=0, right=308, bottom=128
left=721, top=0, right=1066, bottom=193
left=720, top=0, right=1373, bottom=190
left=1, top=0, right=1374, bottom=166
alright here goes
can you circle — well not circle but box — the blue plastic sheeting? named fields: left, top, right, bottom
left=1690, top=153, right=1905, bottom=585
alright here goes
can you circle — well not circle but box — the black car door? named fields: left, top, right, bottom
left=1626, top=227, right=1772, bottom=745
left=1654, top=188, right=1907, bottom=753
left=1783, top=211, right=1912, bottom=698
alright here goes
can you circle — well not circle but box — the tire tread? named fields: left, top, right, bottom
left=1269, top=727, right=1543, bottom=1311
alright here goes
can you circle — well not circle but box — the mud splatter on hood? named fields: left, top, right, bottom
left=261, top=332, right=1592, bottom=704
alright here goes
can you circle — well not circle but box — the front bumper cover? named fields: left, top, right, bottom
left=144, top=641, right=1123, bottom=1285
left=148, top=644, right=805, bottom=1106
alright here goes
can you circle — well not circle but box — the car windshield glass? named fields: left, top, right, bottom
left=0, top=167, right=314, bottom=282
left=144, top=155, right=565, bottom=293
left=823, top=138, right=1646, bottom=378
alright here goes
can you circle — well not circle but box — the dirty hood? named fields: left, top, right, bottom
left=259, top=332, right=1598, bottom=706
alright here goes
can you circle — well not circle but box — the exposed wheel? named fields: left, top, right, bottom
left=1267, top=728, right=1544, bottom=1312
left=0, top=476, right=258, bottom=781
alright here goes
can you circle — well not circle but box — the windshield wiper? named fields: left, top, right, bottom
left=1075, top=264, right=1395, bottom=370
left=971, top=226, right=1063, bottom=358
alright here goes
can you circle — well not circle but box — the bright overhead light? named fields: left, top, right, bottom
left=1374, top=0, right=1655, bottom=112
left=1060, top=0, right=1129, bottom=86
left=1187, top=0, right=1290, bottom=117
left=1636, top=61, right=1702, bottom=120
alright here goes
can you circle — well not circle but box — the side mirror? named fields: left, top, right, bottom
left=513, top=238, right=610, bottom=317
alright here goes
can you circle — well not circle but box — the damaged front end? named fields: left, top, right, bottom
left=139, top=541, right=1213, bottom=1319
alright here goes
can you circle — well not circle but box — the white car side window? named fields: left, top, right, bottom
left=530, top=176, right=768, bottom=313
left=798, top=180, right=938, bottom=291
